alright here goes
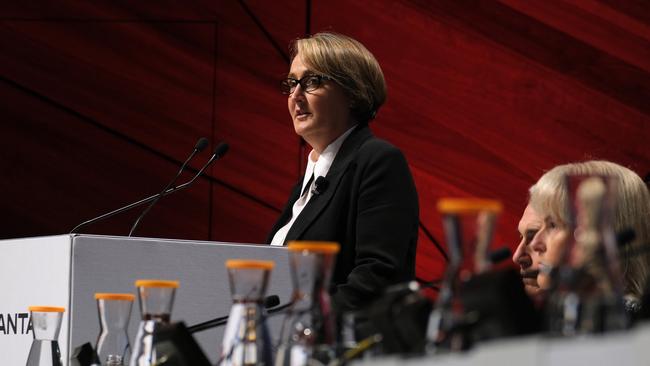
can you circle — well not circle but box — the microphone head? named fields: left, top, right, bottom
left=264, top=295, right=280, bottom=308
left=489, top=247, right=512, bottom=264
left=315, top=176, right=328, bottom=186
left=213, top=142, right=229, bottom=158
left=312, top=176, right=329, bottom=195
left=195, top=137, right=209, bottom=152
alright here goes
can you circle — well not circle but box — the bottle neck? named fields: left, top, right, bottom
left=31, top=313, right=62, bottom=340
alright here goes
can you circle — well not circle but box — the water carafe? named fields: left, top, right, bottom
left=275, top=241, right=340, bottom=366
left=129, top=279, right=179, bottom=366
left=95, top=293, right=135, bottom=365
left=427, top=198, right=502, bottom=351
left=544, top=174, right=628, bottom=335
left=220, top=259, right=274, bottom=366
left=26, top=306, right=65, bottom=366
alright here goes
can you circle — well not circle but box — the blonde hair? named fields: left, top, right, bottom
left=290, top=32, right=386, bottom=123
left=529, top=160, right=650, bottom=298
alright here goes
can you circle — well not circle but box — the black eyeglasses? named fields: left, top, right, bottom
left=280, top=74, right=332, bottom=95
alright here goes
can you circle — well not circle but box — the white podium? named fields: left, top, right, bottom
left=0, top=234, right=292, bottom=365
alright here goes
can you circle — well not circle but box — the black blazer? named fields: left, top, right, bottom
left=267, top=124, right=419, bottom=312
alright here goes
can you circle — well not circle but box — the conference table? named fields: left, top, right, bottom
left=5, top=234, right=650, bottom=365
left=355, top=322, right=650, bottom=366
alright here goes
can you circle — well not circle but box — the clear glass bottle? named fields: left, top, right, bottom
left=545, top=174, right=628, bottom=335
left=129, top=280, right=179, bottom=366
left=26, top=306, right=65, bottom=366
left=220, top=259, right=274, bottom=366
left=275, top=241, right=340, bottom=366
left=95, top=293, right=135, bottom=366
left=427, top=198, right=502, bottom=351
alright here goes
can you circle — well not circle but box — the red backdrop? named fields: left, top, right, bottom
left=1, top=0, right=648, bottom=286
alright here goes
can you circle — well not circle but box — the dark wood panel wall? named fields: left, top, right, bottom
left=1, top=0, right=648, bottom=284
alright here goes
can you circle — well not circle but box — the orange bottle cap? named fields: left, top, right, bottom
left=28, top=306, right=65, bottom=313
left=225, top=259, right=275, bottom=270
left=287, top=241, right=340, bottom=254
left=437, top=198, right=503, bottom=214
left=95, top=293, right=136, bottom=301
left=134, top=280, right=180, bottom=288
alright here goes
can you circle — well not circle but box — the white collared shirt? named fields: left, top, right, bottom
left=270, top=125, right=357, bottom=246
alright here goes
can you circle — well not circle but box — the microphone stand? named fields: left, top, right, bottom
left=188, top=301, right=293, bottom=334
left=70, top=147, right=222, bottom=234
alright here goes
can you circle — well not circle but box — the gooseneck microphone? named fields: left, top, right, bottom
left=416, top=246, right=513, bottom=291
left=70, top=140, right=228, bottom=234
left=488, top=247, right=512, bottom=264
left=128, top=137, right=209, bottom=236
left=188, top=294, right=285, bottom=334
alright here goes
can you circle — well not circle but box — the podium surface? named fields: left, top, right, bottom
left=1, top=234, right=291, bottom=365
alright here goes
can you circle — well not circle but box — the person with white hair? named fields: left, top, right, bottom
left=513, top=160, right=650, bottom=312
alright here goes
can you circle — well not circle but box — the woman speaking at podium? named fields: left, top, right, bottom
left=267, top=32, right=419, bottom=312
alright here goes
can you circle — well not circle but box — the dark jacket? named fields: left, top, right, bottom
left=267, top=124, right=419, bottom=312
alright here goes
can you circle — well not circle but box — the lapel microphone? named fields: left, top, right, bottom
left=312, top=176, right=329, bottom=196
